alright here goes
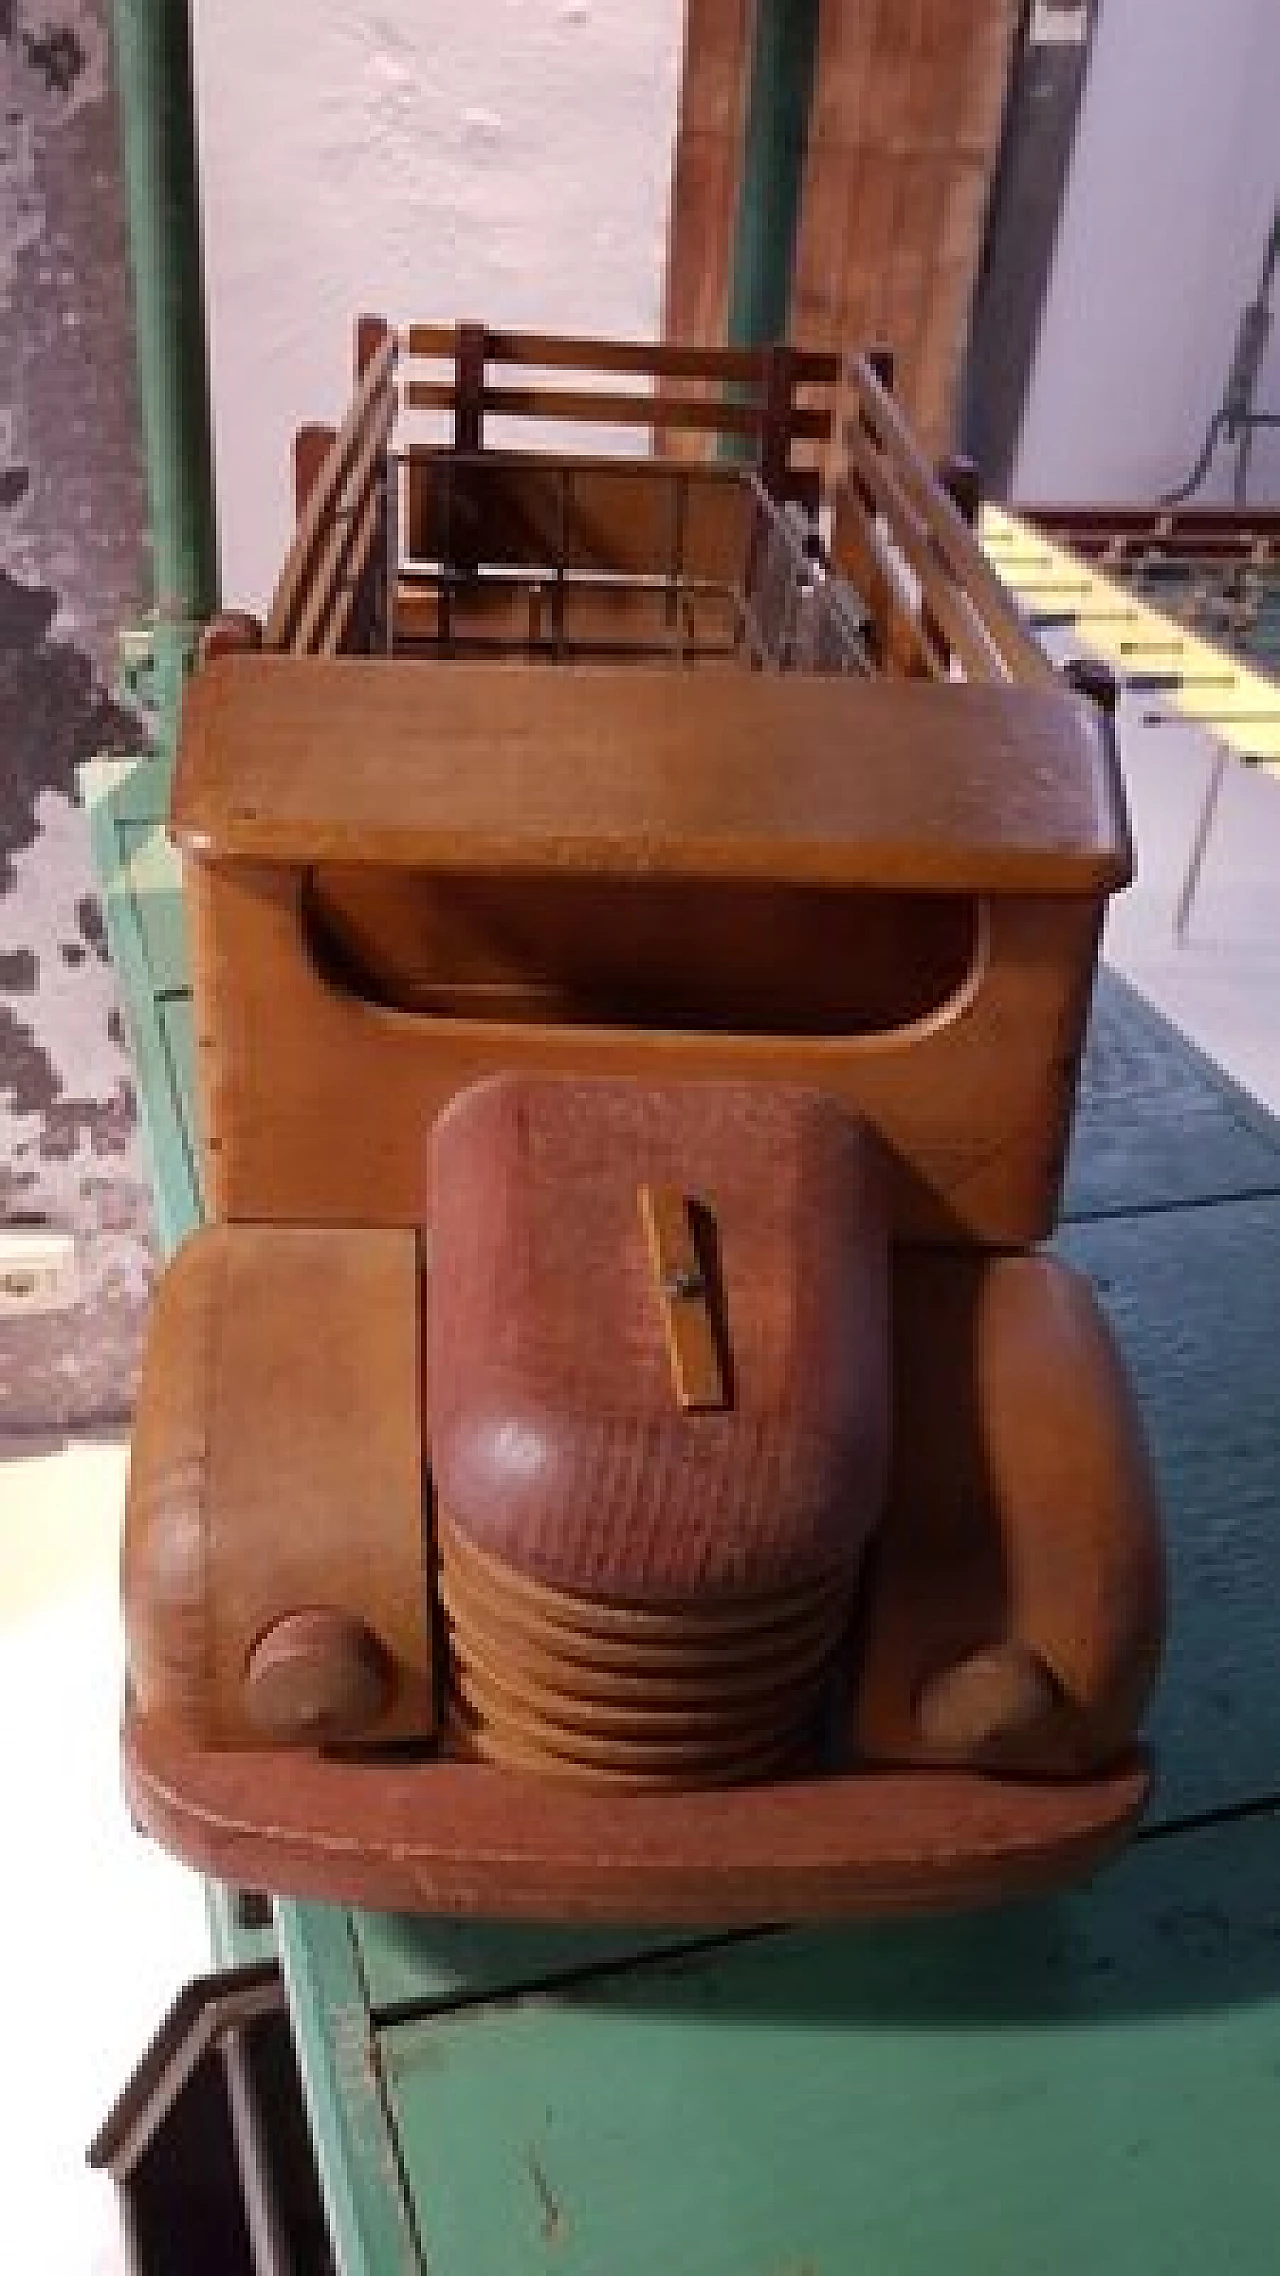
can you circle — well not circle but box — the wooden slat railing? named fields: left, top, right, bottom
left=832, top=356, right=1056, bottom=686
left=399, top=323, right=841, bottom=500
left=263, top=331, right=397, bottom=655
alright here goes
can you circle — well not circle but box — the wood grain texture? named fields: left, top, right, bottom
left=790, top=0, right=1021, bottom=454
left=853, top=1250, right=1166, bottom=1778
left=175, top=648, right=1126, bottom=1245
left=403, top=380, right=829, bottom=443
left=185, top=859, right=1105, bottom=1246
left=403, top=453, right=754, bottom=586
left=438, top=1515, right=853, bottom=1790
left=123, top=1235, right=1161, bottom=1908
left=435, top=1565, right=846, bottom=1707
left=171, top=660, right=1125, bottom=890
left=400, top=325, right=837, bottom=498
left=300, top=869, right=976, bottom=1033
left=244, top=1608, right=394, bottom=1743
left=833, top=355, right=1056, bottom=686
left=123, top=1704, right=1147, bottom=1922
left=264, top=335, right=394, bottom=653
left=660, top=0, right=756, bottom=399
left=123, top=1223, right=432, bottom=1745
left=428, top=1075, right=889, bottom=1600
left=407, top=328, right=839, bottom=382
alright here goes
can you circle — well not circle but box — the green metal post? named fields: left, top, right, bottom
left=111, top=0, right=218, bottom=637
left=725, top=0, right=821, bottom=352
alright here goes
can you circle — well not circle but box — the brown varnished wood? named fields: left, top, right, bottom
left=659, top=0, right=755, bottom=402
left=852, top=1249, right=1167, bottom=1777
left=354, top=311, right=391, bottom=378
left=123, top=1224, right=433, bottom=1746
left=427, top=1076, right=890, bottom=1604
left=319, top=479, right=383, bottom=657
left=433, top=1570, right=850, bottom=1706
left=184, top=855, right=1105, bottom=1245
left=123, top=1218, right=224, bottom=1738
left=445, top=1689, right=815, bottom=1790
left=406, top=325, right=840, bottom=384
left=399, top=323, right=838, bottom=495
left=392, top=580, right=741, bottom=663
left=196, top=611, right=262, bottom=668
left=428, top=1075, right=885, bottom=1781
left=122, top=1235, right=1161, bottom=1910
left=292, top=424, right=335, bottom=520
left=172, top=661, right=1127, bottom=891
left=790, top=1, right=1019, bottom=456
left=637, top=1186, right=726, bottom=1412
left=122, top=1702, right=1150, bottom=1920
left=446, top=1651, right=822, bottom=1775
left=437, top=1533, right=853, bottom=1788
left=288, top=389, right=393, bottom=657
left=833, top=356, right=1054, bottom=688
left=243, top=1609, right=393, bottom=1743
left=435, top=1513, right=841, bottom=1649
left=264, top=333, right=394, bottom=652
left=119, top=308, right=1163, bottom=1913
left=403, top=453, right=753, bottom=585
left=404, top=379, right=830, bottom=443
left=300, top=871, right=976, bottom=1032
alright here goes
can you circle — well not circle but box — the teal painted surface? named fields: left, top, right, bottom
left=1063, top=968, right=1280, bottom=1219
left=385, top=1811, right=1280, bottom=2276
left=115, top=819, right=189, bottom=995
left=82, top=761, right=200, bottom=1253
left=91, top=748, right=172, bottom=824
left=110, top=0, right=218, bottom=625
left=205, top=1880, right=277, bottom=1974
left=726, top=0, right=820, bottom=353
left=158, top=994, right=199, bottom=1201
left=355, top=1915, right=700, bottom=2023
left=1058, top=1196, right=1280, bottom=1825
left=275, top=1904, right=425, bottom=2276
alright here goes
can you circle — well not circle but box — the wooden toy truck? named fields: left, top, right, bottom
left=121, top=323, right=1165, bottom=1922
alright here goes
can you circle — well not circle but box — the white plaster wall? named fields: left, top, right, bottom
left=1012, top=0, right=1280, bottom=504
left=191, top=0, right=684, bottom=610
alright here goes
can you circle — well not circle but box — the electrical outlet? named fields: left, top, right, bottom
left=0, top=1229, right=77, bottom=1317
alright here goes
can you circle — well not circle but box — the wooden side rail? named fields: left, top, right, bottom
left=399, top=322, right=841, bottom=501
left=263, top=330, right=397, bottom=656
left=833, top=356, right=1056, bottom=688
left=172, top=663, right=1129, bottom=897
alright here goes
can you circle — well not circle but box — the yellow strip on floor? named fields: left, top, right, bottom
left=982, top=504, right=1280, bottom=771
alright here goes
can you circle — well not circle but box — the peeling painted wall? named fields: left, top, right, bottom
left=1, top=0, right=154, bottom=1432
left=191, top=0, right=684, bottom=610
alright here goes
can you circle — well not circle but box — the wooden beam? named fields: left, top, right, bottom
left=661, top=0, right=756, bottom=457
left=790, top=0, right=1021, bottom=457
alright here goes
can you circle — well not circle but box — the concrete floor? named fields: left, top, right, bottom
left=1105, top=708, right=1280, bottom=1117
left=0, top=706, right=1276, bottom=2269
